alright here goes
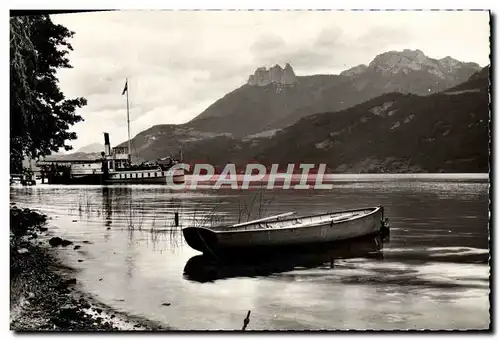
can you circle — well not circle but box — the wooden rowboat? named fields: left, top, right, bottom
left=182, top=206, right=388, bottom=256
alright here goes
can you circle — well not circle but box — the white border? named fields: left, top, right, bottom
left=3, top=1, right=496, bottom=340
left=5, top=0, right=497, bottom=10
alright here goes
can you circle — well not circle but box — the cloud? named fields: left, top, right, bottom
left=315, top=27, right=344, bottom=47
left=250, top=33, right=287, bottom=53
left=248, top=24, right=415, bottom=74
left=49, top=10, right=490, bottom=151
left=355, top=26, right=414, bottom=48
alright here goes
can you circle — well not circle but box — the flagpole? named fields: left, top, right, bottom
left=126, top=78, right=131, bottom=161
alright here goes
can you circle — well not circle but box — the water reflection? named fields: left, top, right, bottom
left=98, top=186, right=185, bottom=232
left=183, top=235, right=384, bottom=283
left=102, top=186, right=112, bottom=227
left=9, top=178, right=490, bottom=330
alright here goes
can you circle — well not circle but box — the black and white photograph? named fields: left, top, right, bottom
left=9, top=7, right=491, bottom=332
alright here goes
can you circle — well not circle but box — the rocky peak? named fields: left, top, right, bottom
left=354, top=49, right=481, bottom=79
left=438, top=56, right=461, bottom=70
left=340, top=64, right=368, bottom=77
left=248, top=63, right=298, bottom=86
left=369, top=49, right=431, bottom=73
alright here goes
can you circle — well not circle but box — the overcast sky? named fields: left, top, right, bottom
left=51, top=10, right=490, bottom=151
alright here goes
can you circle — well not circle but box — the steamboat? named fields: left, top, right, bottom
left=36, top=78, right=184, bottom=185
left=37, top=133, right=185, bottom=185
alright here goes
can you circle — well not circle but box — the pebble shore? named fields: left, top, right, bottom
left=10, top=205, right=168, bottom=332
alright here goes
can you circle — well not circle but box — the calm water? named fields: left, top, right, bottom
left=10, top=175, right=490, bottom=330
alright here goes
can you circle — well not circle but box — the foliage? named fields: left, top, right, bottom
left=10, top=14, right=87, bottom=172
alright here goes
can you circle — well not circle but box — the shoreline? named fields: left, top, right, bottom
left=9, top=205, right=169, bottom=332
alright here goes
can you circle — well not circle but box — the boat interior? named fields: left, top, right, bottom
left=215, top=208, right=378, bottom=232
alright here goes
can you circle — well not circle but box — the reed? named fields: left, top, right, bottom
left=236, top=191, right=276, bottom=224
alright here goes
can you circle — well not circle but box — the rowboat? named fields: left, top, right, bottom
left=182, top=206, right=388, bottom=256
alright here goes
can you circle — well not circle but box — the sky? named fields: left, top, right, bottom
left=51, top=10, right=491, bottom=151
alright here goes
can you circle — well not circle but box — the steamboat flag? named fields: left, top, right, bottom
left=121, top=80, right=128, bottom=95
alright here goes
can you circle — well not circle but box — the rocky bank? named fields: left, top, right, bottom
left=9, top=205, right=167, bottom=332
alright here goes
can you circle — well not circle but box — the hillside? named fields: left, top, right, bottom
left=43, top=152, right=101, bottom=162
left=186, top=49, right=480, bottom=137
left=46, top=51, right=487, bottom=174
left=116, top=50, right=483, bottom=165
left=76, top=143, right=104, bottom=153
left=252, top=66, right=490, bottom=173
left=125, top=65, right=489, bottom=173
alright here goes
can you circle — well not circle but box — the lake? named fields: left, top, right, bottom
left=10, top=174, right=490, bottom=330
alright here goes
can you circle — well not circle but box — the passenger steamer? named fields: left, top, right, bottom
left=37, top=78, right=184, bottom=185
left=37, top=133, right=184, bottom=185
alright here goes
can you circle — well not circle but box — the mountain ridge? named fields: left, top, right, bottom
left=184, top=49, right=481, bottom=137
left=115, top=65, right=489, bottom=173
left=250, top=66, right=489, bottom=173
left=42, top=50, right=488, bottom=174
left=76, top=143, right=104, bottom=154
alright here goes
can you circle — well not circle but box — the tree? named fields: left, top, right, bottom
left=10, top=14, right=87, bottom=173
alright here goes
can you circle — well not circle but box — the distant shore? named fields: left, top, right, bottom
left=9, top=205, right=167, bottom=331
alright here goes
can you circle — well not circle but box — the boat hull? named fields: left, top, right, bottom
left=45, top=169, right=185, bottom=185
left=104, top=168, right=184, bottom=185
left=47, top=173, right=105, bottom=185
left=104, top=174, right=185, bottom=185
left=183, top=206, right=385, bottom=256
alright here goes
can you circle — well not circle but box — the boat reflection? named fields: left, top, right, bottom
left=183, top=235, right=385, bottom=283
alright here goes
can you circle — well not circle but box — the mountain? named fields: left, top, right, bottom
left=39, top=64, right=489, bottom=174
left=37, top=143, right=104, bottom=163
left=343, top=50, right=481, bottom=89
left=442, top=65, right=490, bottom=93
left=42, top=152, right=102, bottom=162
left=124, top=66, right=489, bottom=173
left=76, top=143, right=104, bottom=153
left=251, top=66, right=490, bottom=173
left=186, top=75, right=332, bottom=137
left=186, top=49, right=480, bottom=137
left=121, top=125, right=234, bottom=164
left=264, top=50, right=482, bottom=133
left=247, top=63, right=298, bottom=86
left=114, top=51, right=487, bottom=173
